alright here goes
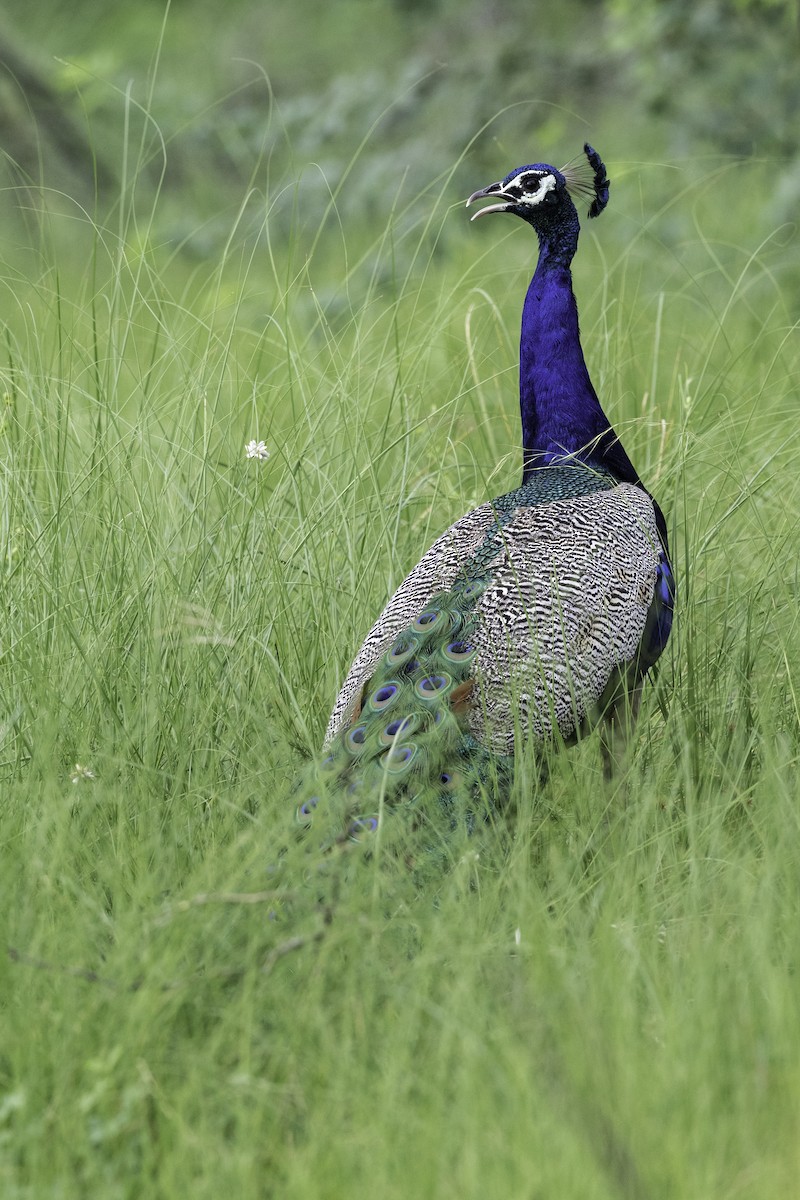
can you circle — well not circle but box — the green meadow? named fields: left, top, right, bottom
left=1, top=2, right=799, bottom=1196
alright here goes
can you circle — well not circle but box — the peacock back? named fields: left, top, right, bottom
left=302, top=462, right=667, bottom=839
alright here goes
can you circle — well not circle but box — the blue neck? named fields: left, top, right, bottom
left=519, top=220, right=639, bottom=487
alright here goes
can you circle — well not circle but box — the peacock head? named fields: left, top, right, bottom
left=466, top=143, right=609, bottom=230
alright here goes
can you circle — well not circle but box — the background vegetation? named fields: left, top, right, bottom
left=0, top=2, right=798, bottom=1197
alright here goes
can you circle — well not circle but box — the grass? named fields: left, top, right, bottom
left=0, top=138, right=798, bottom=1199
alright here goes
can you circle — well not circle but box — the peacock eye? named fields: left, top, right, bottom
left=522, top=174, right=541, bottom=191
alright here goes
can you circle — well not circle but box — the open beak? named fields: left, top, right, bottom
left=465, top=182, right=514, bottom=220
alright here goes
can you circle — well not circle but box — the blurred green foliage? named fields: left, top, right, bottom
left=2, top=0, right=799, bottom=260
left=608, top=0, right=800, bottom=157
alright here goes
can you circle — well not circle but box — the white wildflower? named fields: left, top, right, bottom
left=245, top=439, right=270, bottom=461
left=71, top=763, right=96, bottom=784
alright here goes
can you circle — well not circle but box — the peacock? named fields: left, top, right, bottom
left=296, top=144, right=674, bottom=858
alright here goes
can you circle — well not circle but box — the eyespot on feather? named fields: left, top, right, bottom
left=348, top=815, right=379, bottom=839
left=366, top=681, right=401, bottom=713
left=381, top=743, right=419, bottom=774
left=379, top=714, right=420, bottom=746
left=442, top=640, right=477, bottom=664
left=297, top=795, right=321, bottom=823
left=345, top=724, right=369, bottom=755
left=386, top=637, right=418, bottom=666
left=412, top=608, right=452, bottom=636
left=416, top=673, right=452, bottom=701
left=453, top=577, right=486, bottom=599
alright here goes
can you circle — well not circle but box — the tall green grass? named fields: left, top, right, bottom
left=0, top=138, right=798, bottom=1199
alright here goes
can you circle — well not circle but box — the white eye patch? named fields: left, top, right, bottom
left=521, top=172, right=556, bottom=204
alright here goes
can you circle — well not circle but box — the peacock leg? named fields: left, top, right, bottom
left=599, top=681, right=643, bottom=781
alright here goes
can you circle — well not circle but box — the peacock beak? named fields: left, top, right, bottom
left=465, top=182, right=514, bottom=220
